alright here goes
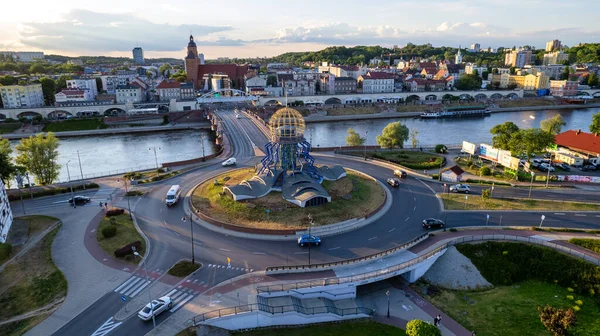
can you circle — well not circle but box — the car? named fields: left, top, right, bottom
left=222, top=157, right=237, bottom=167
left=449, top=184, right=470, bottom=193
left=558, top=163, right=571, bottom=171
left=393, top=169, right=407, bottom=178
left=68, top=196, right=91, bottom=205
left=580, top=165, right=597, bottom=171
left=138, top=296, right=173, bottom=321
left=422, top=218, right=445, bottom=229
left=387, top=178, right=401, bottom=187
left=298, top=234, right=321, bottom=247
left=540, top=163, right=555, bottom=172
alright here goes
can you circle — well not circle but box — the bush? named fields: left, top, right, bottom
left=434, top=144, right=448, bottom=154
left=537, top=305, right=576, bottom=336
left=0, top=242, right=12, bottom=263
left=105, top=208, right=125, bottom=217
left=406, top=319, right=441, bottom=336
left=125, top=190, right=145, bottom=197
left=114, top=241, right=142, bottom=258
left=481, top=188, right=491, bottom=200
left=101, top=225, right=117, bottom=238
left=123, top=172, right=142, bottom=180
left=7, top=182, right=99, bottom=201
left=569, top=238, right=600, bottom=254
left=449, top=228, right=458, bottom=232
left=109, top=217, right=117, bottom=225
left=479, top=166, right=492, bottom=176
left=168, top=260, right=201, bottom=277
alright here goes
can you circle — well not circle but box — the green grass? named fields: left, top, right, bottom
left=0, top=122, right=22, bottom=134
left=568, top=238, right=600, bottom=254
left=424, top=280, right=600, bottom=336
left=440, top=193, right=600, bottom=211
left=0, top=315, right=48, bottom=336
left=168, top=260, right=202, bottom=277
left=235, top=320, right=406, bottom=336
left=42, top=118, right=108, bottom=132
left=175, top=327, right=198, bottom=336
left=125, top=190, right=145, bottom=197
left=326, top=106, right=382, bottom=116
left=367, top=150, right=443, bottom=170
left=96, top=214, right=145, bottom=264
left=498, top=99, right=557, bottom=108
left=396, top=105, right=430, bottom=113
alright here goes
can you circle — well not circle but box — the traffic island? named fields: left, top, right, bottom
left=96, top=210, right=146, bottom=265
left=167, top=260, right=202, bottom=278
left=191, top=168, right=385, bottom=231
left=440, top=193, right=600, bottom=211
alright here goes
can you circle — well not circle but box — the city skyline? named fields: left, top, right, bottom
left=1, top=0, right=599, bottom=59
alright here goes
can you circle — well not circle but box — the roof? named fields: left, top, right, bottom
left=156, top=80, right=181, bottom=89
left=363, top=72, right=395, bottom=80
left=335, top=76, right=357, bottom=81
left=449, top=165, right=465, bottom=176
left=339, top=65, right=360, bottom=71
left=421, top=67, right=437, bottom=74
left=58, top=89, right=85, bottom=95
left=116, top=84, right=140, bottom=90
left=277, top=74, right=294, bottom=82
left=555, top=130, right=600, bottom=156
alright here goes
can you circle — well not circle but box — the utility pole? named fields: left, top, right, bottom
left=181, top=213, right=196, bottom=264
left=66, top=161, right=76, bottom=208
left=77, top=150, right=85, bottom=189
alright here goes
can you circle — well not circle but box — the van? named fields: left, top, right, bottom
left=166, top=185, right=181, bottom=206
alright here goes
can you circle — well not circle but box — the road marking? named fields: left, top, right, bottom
left=170, top=294, right=195, bottom=312
left=294, top=252, right=309, bottom=254
left=405, top=217, right=410, bottom=222
left=219, top=248, right=231, bottom=252
left=127, top=280, right=150, bottom=298
left=407, top=188, right=412, bottom=192
left=575, top=214, right=587, bottom=217
left=368, top=236, right=377, bottom=241
left=113, top=276, right=137, bottom=292
left=413, top=197, right=416, bottom=201
left=329, top=247, right=341, bottom=251
left=413, top=206, right=416, bottom=211
left=388, top=228, right=396, bottom=233
left=596, top=215, right=600, bottom=218
left=91, top=317, right=122, bottom=336
left=171, top=230, right=181, bottom=237
left=115, top=277, right=142, bottom=294
left=252, top=252, right=266, bottom=255
left=554, top=213, right=565, bottom=215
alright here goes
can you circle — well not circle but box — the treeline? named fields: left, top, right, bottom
left=45, top=55, right=182, bottom=65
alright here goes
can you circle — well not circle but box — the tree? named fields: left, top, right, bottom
left=538, top=305, right=576, bottom=336
left=95, top=77, right=103, bottom=93
left=410, top=129, right=419, bottom=149
left=406, top=319, right=441, bottom=336
left=345, top=128, right=365, bottom=146
left=56, top=75, right=72, bottom=90
left=266, top=75, right=277, bottom=87
left=588, top=72, right=598, bottom=88
left=540, top=115, right=567, bottom=135
left=15, top=133, right=61, bottom=185
left=0, top=137, right=16, bottom=184
left=509, top=66, right=516, bottom=75
left=29, top=63, right=46, bottom=74
left=560, top=66, right=571, bottom=80
left=490, top=121, right=520, bottom=150
left=509, top=128, right=555, bottom=159
left=454, top=74, right=482, bottom=90
left=159, top=64, right=171, bottom=78
left=590, top=112, right=600, bottom=134
left=170, top=70, right=187, bottom=82
left=376, top=121, right=409, bottom=149
left=39, top=77, right=56, bottom=106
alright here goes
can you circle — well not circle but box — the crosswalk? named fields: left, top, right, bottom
left=91, top=188, right=118, bottom=202
left=113, top=275, right=152, bottom=299
left=207, top=264, right=253, bottom=272
left=91, top=317, right=122, bottom=336
left=165, top=288, right=197, bottom=313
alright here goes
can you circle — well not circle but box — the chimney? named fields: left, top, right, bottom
left=576, top=129, right=581, bottom=134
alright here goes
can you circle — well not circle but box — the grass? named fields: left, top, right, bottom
left=0, top=216, right=67, bottom=328
left=0, top=314, right=48, bottom=336
left=396, top=104, right=430, bottom=113
left=167, top=260, right=202, bottom=277
left=368, top=150, right=443, bottom=170
left=326, top=106, right=382, bottom=116
left=568, top=238, right=600, bottom=254
left=42, top=118, right=108, bottom=132
left=234, top=320, right=406, bottom=336
left=127, top=169, right=180, bottom=184
left=125, top=190, right=145, bottom=197
left=423, top=280, right=600, bottom=336
left=440, top=193, right=600, bottom=211
left=497, top=99, right=557, bottom=108
left=0, top=122, right=22, bottom=134
left=191, top=168, right=385, bottom=230
left=96, top=213, right=145, bottom=264
left=175, top=327, right=198, bottom=336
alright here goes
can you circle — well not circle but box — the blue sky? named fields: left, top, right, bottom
left=1, top=0, right=598, bottom=58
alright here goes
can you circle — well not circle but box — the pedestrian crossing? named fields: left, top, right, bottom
left=164, top=288, right=197, bottom=313
left=207, top=264, right=253, bottom=272
left=90, top=188, right=118, bottom=202
left=113, top=275, right=152, bottom=299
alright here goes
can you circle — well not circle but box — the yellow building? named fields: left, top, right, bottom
left=508, top=73, right=549, bottom=90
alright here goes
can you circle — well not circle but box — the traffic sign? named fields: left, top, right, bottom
left=465, top=195, right=468, bottom=200
left=541, top=215, right=546, bottom=220
left=121, top=295, right=127, bottom=302
left=486, top=214, right=490, bottom=219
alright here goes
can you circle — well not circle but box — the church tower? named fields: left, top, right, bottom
left=185, top=35, right=200, bottom=88
left=455, top=46, right=463, bottom=64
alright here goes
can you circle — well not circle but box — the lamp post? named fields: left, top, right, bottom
left=16, top=174, right=25, bottom=214
left=134, top=251, right=155, bottom=329
left=181, top=212, right=196, bottom=264
left=528, top=172, right=535, bottom=199
left=363, top=131, right=368, bottom=160
left=201, top=134, right=206, bottom=161
left=307, top=214, right=314, bottom=266
left=386, top=290, right=390, bottom=318
left=66, top=160, right=76, bottom=208
left=77, top=150, right=85, bottom=189
left=149, top=147, right=161, bottom=169
left=545, top=165, right=551, bottom=188
left=24, top=172, right=33, bottom=199
left=117, top=179, right=132, bottom=219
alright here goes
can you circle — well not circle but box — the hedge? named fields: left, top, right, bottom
left=371, top=153, right=446, bottom=170
left=114, top=241, right=142, bottom=258
left=105, top=208, right=125, bottom=217
left=8, top=183, right=100, bottom=201
left=568, top=239, right=600, bottom=254
left=101, top=225, right=117, bottom=238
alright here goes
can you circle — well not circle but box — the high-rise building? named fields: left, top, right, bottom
left=0, top=84, right=44, bottom=108
left=505, top=49, right=532, bottom=68
left=545, top=40, right=562, bottom=52
left=470, top=43, right=481, bottom=52
left=0, top=179, right=13, bottom=244
left=543, top=51, right=569, bottom=66
left=132, top=47, right=145, bottom=65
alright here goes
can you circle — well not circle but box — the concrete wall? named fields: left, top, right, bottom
left=402, top=249, right=446, bottom=283
left=259, top=284, right=357, bottom=300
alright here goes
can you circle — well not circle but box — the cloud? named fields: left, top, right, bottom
left=19, top=9, right=234, bottom=52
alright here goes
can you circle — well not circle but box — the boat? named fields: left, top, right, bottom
left=420, top=105, right=491, bottom=119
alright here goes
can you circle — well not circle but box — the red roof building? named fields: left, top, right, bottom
left=555, top=130, right=600, bottom=156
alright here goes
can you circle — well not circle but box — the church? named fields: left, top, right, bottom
left=184, top=35, right=250, bottom=91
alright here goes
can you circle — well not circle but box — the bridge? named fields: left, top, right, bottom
left=195, top=88, right=258, bottom=104
left=0, top=102, right=174, bottom=120
left=577, top=89, right=600, bottom=97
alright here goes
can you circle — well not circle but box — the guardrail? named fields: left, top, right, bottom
left=265, top=233, right=429, bottom=274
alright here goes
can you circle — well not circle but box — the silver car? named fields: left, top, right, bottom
left=449, top=184, right=470, bottom=193
left=138, top=296, right=173, bottom=321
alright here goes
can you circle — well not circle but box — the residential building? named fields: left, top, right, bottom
left=0, top=51, right=44, bottom=62
left=0, top=179, right=13, bottom=244
left=319, top=74, right=335, bottom=94
left=494, top=67, right=511, bottom=74
left=545, top=39, right=562, bottom=52
left=156, top=80, right=182, bottom=101
left=489, top=73, right=511, bottom=89
left=434, top=69, right=450, bottom=80
left=245, top=75, right=268, bottom=95
left=420, top=68, right=438, bottom=79
left=543, top=51, right=569, bottom=66
left=528, top=65, right=566, bottom=79
left=116, top=84, right=143, bottom=104
left=550, top=80, right=578, bottom=97
left=202, top=73, right=231, bottom=92
left=406, top=78, right=444, bottom=92
left=55, top=89, right=92, bottom=103
left=66, top=78, right=98, bottom=99
left=333, top=76, right=357, bottom=94
left=505, top=49, right=532, bottom=68
left=358, top=72, right=395, bottom=93
left=180, top=82, right=195, bottom=100
left=0, top=84, right=44, bottom=108
left=101, top=75, right=137, bottom=94
left=470, top=43, right=481, bottom=52
left=279, top=73, right=316, bottom=96
left=508, top=73, right=550, bottom=90
left=464, top=64, right=488, bottom=76
left=319, top=64, right=367, bottom=80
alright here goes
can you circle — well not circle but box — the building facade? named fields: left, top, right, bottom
left=55, top=89, right=91, bottom=103
left=180, top=82, right=195, bottom=100
left=66, top=78, right=98, bottom=99
left=334, top=77, right=357, bottom=94
left=0, top=179, right=13, bottom=243
left=550, top=80, right=578, bottom=97
left=543, top=51, right=569, bottom=66
left=0, top=84, right=44, bottom=108
left=505, top=49, right=532, bottom=68
left=0, top=51, right=44, bottom=62
left=359, top=72, right=395, bottom=93
left=464, top=64, right=488, bottom=76
left=156, top=80, right=182, bottom=101
left=116, top=85, right=143, bottom=104
left=545, top=39, right=562, bottom=52
left=470, top=43, right=481, bottom=52
left=132, top=47, right=144, bottom=65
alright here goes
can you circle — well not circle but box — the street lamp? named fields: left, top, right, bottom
left=528, top=172, right=535, bottom=199
left=77, top=150, right=85, bottom=190
left=386, top=290, right=390, bottom=318
left=117, top=179, right=132, bottom=219
left=201, top=134, right=206, bottom=161
left=66, top=160, right=76, bottom=208
left=307, top=214, right=314, bottom=266
left=133, top=251, right=155, bottom=329
left=24, top=172, right=33, bottom=199
left=181, top=211, right=197, bottom=264
left=149, top=147, right=161, bottom=169
left=364, top=131, right=369, bottom=161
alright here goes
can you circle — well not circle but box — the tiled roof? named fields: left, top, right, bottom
left=555, top=130, right=600, bottom=155
left=156, top=80, right=181, bottom=89
left=336, top=77, right=357, bottom=81
left=364, top=72, right=395, bottom=79
left=449, top=165, right=465, bottom=176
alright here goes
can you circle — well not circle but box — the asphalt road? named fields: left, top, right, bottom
left=19, top=109, right=597, bottom=336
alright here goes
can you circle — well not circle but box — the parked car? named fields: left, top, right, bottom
left=557, top=163, right=571, bottom=171
left=298, top=235, right=321, bottom=247
left=138, top=296, right=173, bottom=321
left=422, top=218, right=445, bottom=229
left=68, top=196, right=91, bottom=205
left=393, top=169, right=407, bottom=178
left=540, top=163, right=555, bottom=172
left=580, top=165, right=597, bottom=171
left=387, top=178, right=401, bottom=187
left=449, top=184, right=470, bottom=193
left=222, top=157, right=237, bottom=167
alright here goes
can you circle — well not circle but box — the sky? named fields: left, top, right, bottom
left=1, top=0, right=599, bottom=59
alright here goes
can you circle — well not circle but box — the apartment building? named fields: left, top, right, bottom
left=0, top=179, right=13, bottom=243
left=156, top=80, right=182, bottom=101
left=115, top=84, right=143, bottom=104
left=543, top=51, right=569, bottom=66
left=66, top=78, right=98, bottom=99
left=358, top=72, right=395, bottom=93
left=0, top=84, right=44, bottom=108
left=550, top=80, right=578, bottom=97
left=505, top=49, right=532, bottom=68
left=545, top=39, right=562, bottom=52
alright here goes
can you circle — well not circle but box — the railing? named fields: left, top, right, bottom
left=265, top=233, right=429, bottom=273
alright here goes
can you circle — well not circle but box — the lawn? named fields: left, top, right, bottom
left=168, top=260, right=202, bottom=277
left=440, top=193, right=600, bottom=211
left=396, top=105, right=430, bottom=113
left=568, top=238, right=600, bottom=254
left=326, top=106, right=382, bottom=116
left=191, top=169, right=385, bottom=230
left=0, top=315, right=48, bottom=336
left=497, top=99, right=557, bottom=108
left=42, top=118, right=108, bottom=132
left=123, top=169, right=180, bottom=184
left=0, top=122, right=22, bottom=134
left=423, top=280, right=600, bottom=336
left=96, top=213, right=145, bottom=264
left=367, top=150, right=443, bottom=170
left=235, top=320, right=406, bottom=336
left=0, top=216, right=67, bottom=332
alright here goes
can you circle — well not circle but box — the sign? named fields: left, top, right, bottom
left=121, top=295, right=127, bottom=302
left=486, top=214, right=490, bottom=219
left=465, top=195, right=468, bottom=200
left=479, top=143, right=499, bottom=162
left=462, top=141, right=478, bottom=155
left=227, top=257, right=231, bottom=269
left=541, top=215, right=546, bottom=220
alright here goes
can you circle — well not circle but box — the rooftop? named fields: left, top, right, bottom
left=555, top=130, right=600, bottom=155
left=156, top=80, right=181, bottom=89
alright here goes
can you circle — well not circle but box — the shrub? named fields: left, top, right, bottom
left=114, top=241, right=142, bottom=258
left=109, top=217, right=117, bottom=225
left=101, top=225, right=117, bottom=238
left=465, top=160, right=474, bottom=166
left=123, top=172, right=142, bottom=180
left=105, top=208, right=125, bottom=217
left=538, top=305, right=576, bottom=336
left=406, top=319, right=441, bottom=336
left=125, top=190, right=145, bottom=197
left=0, top=242, right=12, bottom=263
left=479, top=166, right=492, bottom=176
left=7, top=182, right=100, bottom=201
left=566, top=295, right=574, bottom=300
left=449, top=228, right=458, bottom=232
left=575, top=300, right=583, bottom=306
left=481, top=188, right=491, bottom=200
left=168, top=260, right=201, bottom=277
left=573, top=306, right=581, bottom=312
left=568, top=238, right=600, bottom=254
left=567, top=287, right=574, bottom=292
left=434, top=144, right=448, bottom=154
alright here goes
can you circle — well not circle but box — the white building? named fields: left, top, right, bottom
left=464, top=63, right=488, bottom=76
left=0, top=84, right=45, bottom=108
left=0, top=179, right=13, bottom=243
left=55, top=89, right=93, bottom=103
left=101, top=75, right=137, bottom=94
left=156, top=80, right=182, bottom=101
left=245, top=76, right=268, bottom=95
left=115, top=84, right=143, bottom=104
left=358, top=72, right=395, bottom=93
left=543, top=51, right=569, bottom=66
left=470, top=43, right=481, bottom=52
left=0, top=51, right=44, bottom=62
left=455, top=48, right=463, bottom=64
left=66, top=78, right=98, bottom=99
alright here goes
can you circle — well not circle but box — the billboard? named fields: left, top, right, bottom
left=479, top=143, right=499, bottom=162
left=499, top=150, right=519, bottom=170
left=462, top=141, right=478, bottom=155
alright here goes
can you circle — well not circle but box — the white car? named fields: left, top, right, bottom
left=222, top=157, right=237, bottom=167
left=138, top=296, right=173, bottom=321
left=449, top=184, right=470, bottom=193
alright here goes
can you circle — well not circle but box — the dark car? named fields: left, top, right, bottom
left=580, top=165, right=597, bottom=172
left=393, top=169, right=408, bottom=178
left=422, top=218, right=445, bottom=229
left=558, top=163, right=570, bottom=171
left=387, top=178, right=401, bottom=187
left=68, top=196, right=91, bottom=205
left=297, top=235, right=321, bottom=247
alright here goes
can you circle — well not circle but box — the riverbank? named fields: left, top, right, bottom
left=0, top=122, right=211, bottom=140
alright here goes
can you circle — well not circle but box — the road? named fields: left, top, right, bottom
left=12, top=109, right=596, bottom=336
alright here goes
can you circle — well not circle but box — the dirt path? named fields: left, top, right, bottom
left=0, top=298, right=64, bottom=326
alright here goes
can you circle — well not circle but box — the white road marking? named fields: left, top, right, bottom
left=114, top=277, right=137, bottom=292
left=405, top=217, right=410, bottom=222
left=252, top=252, right=266, bottom=255
left=575, top=214, right=586, bottom=217
left=116, top=277, right=142, bottom=294
left=407, top=188, right=412, bottom=192
left=219, top=248, right=231, bottom=252
left=91, top=317, right=122, bottom=336
left=127, top=280, right=150, bottom=298
left=170, top=294, right=195, bottom=312
left=368, top=236, right=377, bottom=240
left=388, top=228, right=396, bottom=233
left=329, top=247, right=341, bottom=251
left=294, top=252, right=309, bottom=254
left=414, top=197, right=416, bottom=201
left=554, top=213, right=565, bottom=215
left=413, top=206, right=416, bottom=211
